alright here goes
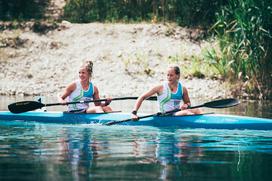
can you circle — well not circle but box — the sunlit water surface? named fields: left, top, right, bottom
left=0, top=96, right=271, bottom=180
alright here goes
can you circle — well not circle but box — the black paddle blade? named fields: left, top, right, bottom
left=8, top=101, right=45, bottom=113
left=204, top=98, right=239, bottom=108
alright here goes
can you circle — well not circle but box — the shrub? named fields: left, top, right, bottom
left=0, top=0, right=49, bottom=20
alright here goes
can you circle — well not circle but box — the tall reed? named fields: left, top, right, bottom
left=206, top=0, right=272, bottom=99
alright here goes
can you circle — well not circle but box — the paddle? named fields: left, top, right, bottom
left=8, top=96, right=157, bottom=114
left=105, top=98, right=239, bottom=126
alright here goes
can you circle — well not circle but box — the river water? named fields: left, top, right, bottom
left=0, top=96, right=271, bottom=180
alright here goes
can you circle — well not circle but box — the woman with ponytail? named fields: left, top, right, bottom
left=131, top=65, right=202, bottom=120
left=59, top=60, right=112, bottom=113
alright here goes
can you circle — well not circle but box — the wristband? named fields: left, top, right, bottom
left=132, top=110, right=137, bottom=115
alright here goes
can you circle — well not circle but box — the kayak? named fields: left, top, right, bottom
left=0, top=111, right=272, bottom=130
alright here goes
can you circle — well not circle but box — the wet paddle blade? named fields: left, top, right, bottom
left=8, top=101, right=45, bottom=113
left=203, top=98, right=239, bottom=108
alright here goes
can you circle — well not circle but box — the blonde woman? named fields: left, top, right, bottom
left=59, top=61, right=112, bottom=113
left=132, top=66, right=202, bottom=119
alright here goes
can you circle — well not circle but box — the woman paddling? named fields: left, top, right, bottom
left=58, top=60, right=112, bottom=113
left=131, top=65, right=202, bottom=119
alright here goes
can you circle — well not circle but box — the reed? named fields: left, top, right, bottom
left=206, top=0, right=272, bottom=98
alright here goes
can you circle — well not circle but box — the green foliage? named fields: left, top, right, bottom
left=122, top=52, right=154, bottom=76
left=182, top=55, right=208, bottom=79
left=0, top=0, right=49, bottom=20
left=204, top=48, right=232, bottom=79
left=63, top=0, right=226, bottom=27
left=206, top=0, right=272, bottom=98
left=175, top=0, right=228, bottom=27
left=168, top=54, right=214, bottom=79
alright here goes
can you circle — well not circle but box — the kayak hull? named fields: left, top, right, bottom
left=0, top=111, right=272, bottom=130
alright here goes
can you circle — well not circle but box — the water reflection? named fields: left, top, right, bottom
left=1, top=121, right=271, bottom=180
left=1, top=96, right=272, bottom=180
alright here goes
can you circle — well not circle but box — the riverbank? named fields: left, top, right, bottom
left=0, top=22, right=232, bottom=101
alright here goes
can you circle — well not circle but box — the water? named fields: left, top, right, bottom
left=0, top=96, right=272, bottom=180
left=0, top=124, right=271, bottom=180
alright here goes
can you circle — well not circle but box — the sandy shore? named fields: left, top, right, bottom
left=0, top=22, right=231, bottom=101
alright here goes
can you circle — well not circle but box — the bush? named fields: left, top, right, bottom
left=0, top=0, right=49, bottom=20
left=63, top=0, right=226, bottom=27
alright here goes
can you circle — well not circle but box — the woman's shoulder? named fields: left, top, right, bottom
left=66, top=81, right=77, bottom=90
left=182, top=86, right=188, bottom=93
left=152, top=83, right=163, bottom=89
left=70, top=80, right=78, bottom=86
left=92, top=84, right=99, bottom=92
left=151, top=84, right=164, bottom=93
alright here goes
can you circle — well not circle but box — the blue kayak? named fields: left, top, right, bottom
left=0, top=111, right=272, bottom=130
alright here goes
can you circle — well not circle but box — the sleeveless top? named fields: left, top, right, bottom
left=157, top=82, right=183, bottom=113
left=68, top=80, right=94, bottom=111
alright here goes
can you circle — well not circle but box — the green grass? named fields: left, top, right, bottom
left=121, top=52, right=154, bottom=77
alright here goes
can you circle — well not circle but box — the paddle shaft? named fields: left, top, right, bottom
left=46, top=96, right=157, bottom=106
left=106, top=109, right=180, bottom=126
left=105, top=98, right=239, bottom=125
left=8, top=96, right=157, bottom=113
left=63, top=96, right=157, bottom=106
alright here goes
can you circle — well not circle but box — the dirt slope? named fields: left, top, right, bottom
left=0, top=22, right=231, bottom=101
